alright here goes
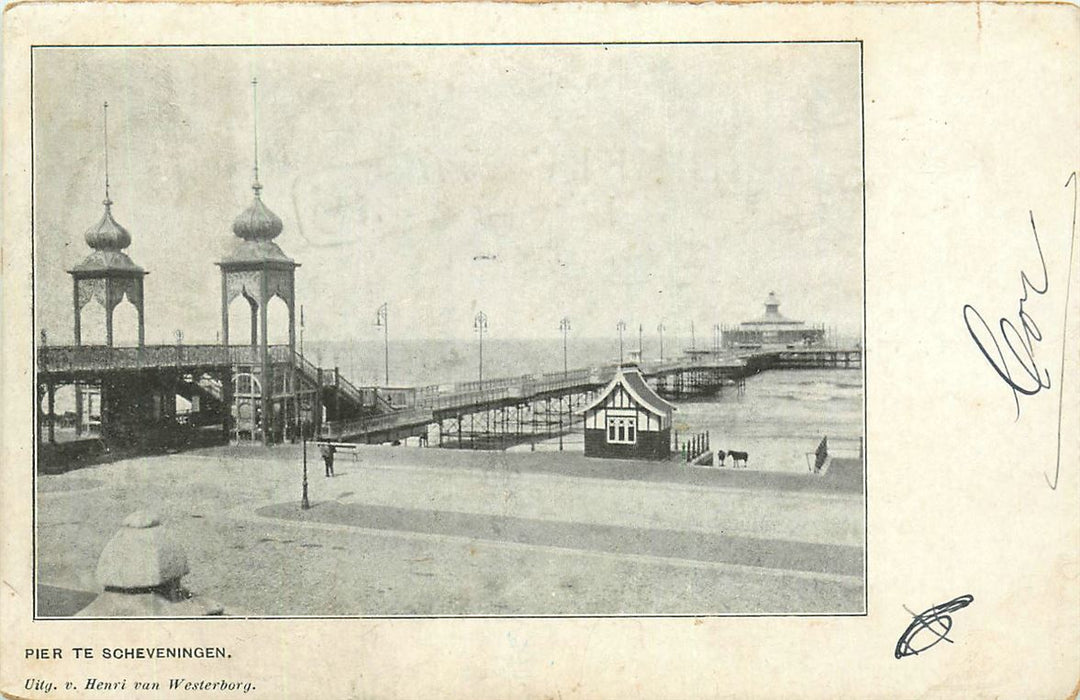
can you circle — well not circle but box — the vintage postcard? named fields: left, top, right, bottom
left=1, top=2, right=1077, bottom=699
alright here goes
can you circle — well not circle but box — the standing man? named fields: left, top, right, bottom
left=320, top=443, right=336, bottom=477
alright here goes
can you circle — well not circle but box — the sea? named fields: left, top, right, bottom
left=310, top=338, right=864, bottom=474
left=671, top=369, right=863, bottom=473
left=307, top=336, right=682, bottom=388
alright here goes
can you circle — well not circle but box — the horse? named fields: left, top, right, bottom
left=715, top=450, right=727, bottom=467
left=728, top=450, right=748, bottom=468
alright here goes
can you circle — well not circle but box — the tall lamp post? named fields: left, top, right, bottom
left=375, top=302, right=389, bottom=386
left=301, top=433, right=310, bottom=509
left=297, top=362, right=310, bottom=510
left=474, top=311, right=488, bottom=382
left=617, top=320, right=627, bottom=364
left=657, top=322, right=666, bottom=362
left=638, top=323, right=643, bottom=362
left=690, top=321, right=696, bottom=351
left=559, top=317, right=571, bottom=376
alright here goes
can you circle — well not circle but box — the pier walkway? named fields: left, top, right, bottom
left=36, top=343, right=860, bottom=453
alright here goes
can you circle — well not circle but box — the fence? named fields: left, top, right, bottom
left=678, top=431, right=710, bottom=463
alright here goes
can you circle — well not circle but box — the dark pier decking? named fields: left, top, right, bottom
left=36, top=342, right=860, bottom=462
left=768, top=348, right=862, bottom=369
left=35, top=343, right=372, bottom=464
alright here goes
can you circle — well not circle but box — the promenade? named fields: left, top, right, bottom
left=36, top=445, right=864, bottom=616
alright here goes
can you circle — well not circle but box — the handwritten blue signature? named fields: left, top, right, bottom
left=962, top=172, right=1077, bottom=490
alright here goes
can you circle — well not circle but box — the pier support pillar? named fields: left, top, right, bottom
left=558, top=396, right=564, bottom=451
left=36, top=384, right=43, bottom=446
left=75, top=381, right=84, bottom=437
left=47, top=382, right=56, bottom=444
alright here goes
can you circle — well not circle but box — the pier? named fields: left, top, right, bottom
left=37, top=341, right=860, bottom=461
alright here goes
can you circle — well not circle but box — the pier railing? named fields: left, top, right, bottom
left=455, top=376, right=523, bottom=394
left=290, top=350, right=321, bottom=382
left=335, top=373, right=368, bottom=407
left=37, top=344, right=267, bottom=373
left=431, top=387, right=512, bottom=412
left=323, top=407, right=435, bottom=440
left=519, top=368, right=597, bottom=396
left=415, top=385, right=441, bottom=408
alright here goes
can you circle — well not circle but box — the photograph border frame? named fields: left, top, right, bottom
left=29, top=38, right=868, bottom=621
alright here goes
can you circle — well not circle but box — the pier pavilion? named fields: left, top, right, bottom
left=721, top=292, right=826, bottom=349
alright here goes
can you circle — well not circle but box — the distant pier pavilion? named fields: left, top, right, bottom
left=721, top=292, right=826, bottom=349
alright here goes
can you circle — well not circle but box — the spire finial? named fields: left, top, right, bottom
left=251, top=77, right=261, bottom=196
left=103, top=101, right=112, bottom=208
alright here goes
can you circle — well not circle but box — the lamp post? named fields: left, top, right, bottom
left=299, top=305, right=305, bottom=357
left=638, top=323, right=643, bottom=362
left=297, top=365, right=310, bottom=510
left=301, top=434, right=310, bottom=510
left=657, top=322, right=666, bottom=362
left=559, top=317, right=571, bottom=376
left=474, top=311, right=488, bottom=382
left=375, top=302, right=389, bottom=386
left=617, top=320, right=627, bottom=364
left=690, top=321, right=696, bottom=351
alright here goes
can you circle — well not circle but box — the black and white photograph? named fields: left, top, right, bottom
left=32, top=42, right=865, bottom=618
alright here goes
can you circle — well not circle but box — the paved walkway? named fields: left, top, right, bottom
left=36, top=444, right=865, bottom=616
left=244, top=455, right=862, bottom=547
left=260, top=502, right=862, bottom=576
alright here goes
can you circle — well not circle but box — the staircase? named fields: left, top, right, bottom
left=288, top=351, right=393, bottom=423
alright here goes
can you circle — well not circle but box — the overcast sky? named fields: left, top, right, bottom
left=33, top=43, right=862, bottom=344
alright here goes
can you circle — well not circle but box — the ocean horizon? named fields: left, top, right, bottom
left=305, top=333, right=862, bottom=388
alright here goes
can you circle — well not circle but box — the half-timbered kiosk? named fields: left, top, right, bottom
left=581, top=365, right=674, bottom=460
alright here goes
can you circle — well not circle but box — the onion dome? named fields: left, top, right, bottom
left=232, top=184, right=283, bottom=241
left=70, top=103, right=146, bottom=276
left=84, top=198, right=132, bottom=251
left=219, top=80, right=296, bottom=267
left=71, top=196, right=144, bottom=274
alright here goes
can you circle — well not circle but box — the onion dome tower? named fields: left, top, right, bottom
left=69, top=102, right=147, bottom=347
left=217, top=78, right=298, bottom=350
left=216, top=79, right=299, bottom=446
